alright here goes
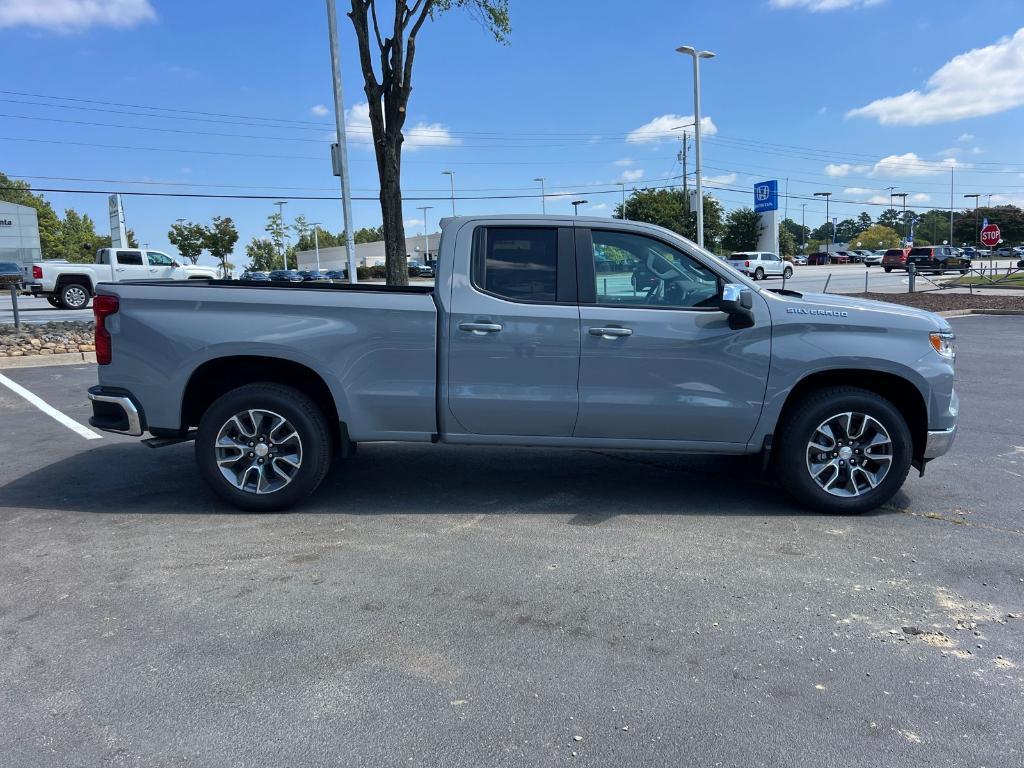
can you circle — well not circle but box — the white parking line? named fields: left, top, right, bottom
left=0, top=372, right=102, bottom=440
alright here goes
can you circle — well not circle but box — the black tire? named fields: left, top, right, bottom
left=58, top=282, right=91, bottom=310
left=46, top=296, right=62, bottom=308
left=774, top=386, right=913, bottom=514
left=783, top=266, right=793, bottom=279
left=195, top=383, right=333, bottom=512
left=884, top=267, right=893, bottom=273
left=754, top=267, right=765, bottom=280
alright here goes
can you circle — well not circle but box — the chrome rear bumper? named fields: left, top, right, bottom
left=87, top=388, right=144, bottom=436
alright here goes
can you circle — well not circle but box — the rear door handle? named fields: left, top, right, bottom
left=589, top=327, right=633, bottom=339
left=459, top=322, right=503, bottom=335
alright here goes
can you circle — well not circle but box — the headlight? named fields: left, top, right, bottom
left=929, top=331, right=956, bottom=360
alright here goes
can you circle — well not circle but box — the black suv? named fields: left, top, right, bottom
left=905, top=246, right=970, bottom=275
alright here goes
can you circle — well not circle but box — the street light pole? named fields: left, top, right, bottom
left=571, top=200, right=588, bottom=216
left=533, top=177, right=546, bottom=214
left=618, top=182, right=627, bottom=219
left=275, top=200, right=288, bottom=269
left=417, top=206, right=433, bottom=264
left=800, top=203, right=806, bottom=252
left=326, top=0, right=358, bottom=283
left=309, top=221, right=323, bottom=272
left=442, top=170, right=456, bottom=217
left=964, top=194, right=980, bottom=250
left=893, top=192, right=908, bottom=243
left=814, top=192, right=832, bottom=256
left=676, top=45, right=715, bottom=249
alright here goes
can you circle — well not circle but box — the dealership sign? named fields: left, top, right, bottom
left=754, top=180, right=778, bottom=213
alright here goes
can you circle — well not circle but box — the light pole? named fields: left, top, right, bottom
left=442, top=170, right=456, bottom=217
left=326, top=0, right=358, bottom=282
left=893, top=192, right=908, bottom=243
left=533, top=177, right=546, bottom=214
left=814, top=192, right=832, bottom=255
left=275, top=200, right=288, bottom=269
left=886, top=185, right=897, bottom=215
left=618, top=182, right=627, bottom=219
left=571, top=200, right=587, bottom=216
left=800, top=203, right=807, bottom=252
left=417, top=206, right=433, bottom=264
left=308, top=221, right=323, bottom=272
left=964, top=194, right=980, bottom=249
left=676, top=45, right=715, bottom=249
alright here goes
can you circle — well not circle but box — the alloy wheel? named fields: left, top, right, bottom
left=805, top=411, right=892, bottom=497
left=215, top=409, right=303, bottom=495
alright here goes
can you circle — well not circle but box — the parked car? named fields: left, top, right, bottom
left=324, top=270, right=348, bottom=281
left=19, top=248, right=218, bottom=310
left=240, top=271, right=271, bottom=281
left=793, top=254, right=808, bottom=266
left=995, top=246, right=1015, bottom=257
left=881, top=248, right=912, bottom=273
left=299, top=270, right=330, bottom=281
left=86, top=215, right=958, bottom=515
left=268, top=270, right=304, bottom=282
left=961, top=247, right=978, bottom=260
left=862, top=251, right=884, bottom=267
left=407, top=261, right=434, bottom=278
left=726, top=252, right=793, bottom=280
left=905, top=246, right=971, bottom=275
left=830, top=251, right=852, bottom=264
left=976, top=248, right=992, bottom=257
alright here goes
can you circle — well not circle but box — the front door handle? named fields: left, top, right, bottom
left=459, top=322, right=503, bottom=335
left=589, top=326, right=633, bottom=339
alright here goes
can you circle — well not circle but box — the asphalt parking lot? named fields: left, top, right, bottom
left=1, top=315, right=1022, bottom=767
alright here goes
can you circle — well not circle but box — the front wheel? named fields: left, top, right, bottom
left=195, top=383, right=333, bottom=511
left=754, top=267, right=765, bottom=280
left=775, top=386, right=912, bottom=514
left=783, top=266, right=793, bottom=279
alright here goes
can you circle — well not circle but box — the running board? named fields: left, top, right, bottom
left=142, top=430, right=197, bottom=449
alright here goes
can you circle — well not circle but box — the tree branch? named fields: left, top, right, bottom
left=369, top=0, right=385, bottom=52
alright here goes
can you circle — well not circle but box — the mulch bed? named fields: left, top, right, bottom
left=848, top=292, right=1024, bottom=312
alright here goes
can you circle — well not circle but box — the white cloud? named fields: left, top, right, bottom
left=589, top=203, right=610, bottom=214
left=843, top=187, right=873, bottom=195
left=614, top=158, right=635, bottom=167
left=310, top=104, right=329, bottom=116
left=864, top=195, right=892, bottom=205
left=910, top=193, right=931, bottom=203
left=957, top=132, right=975, bottom=142
left=0, top=0, right=156, bottom=32
left=770, top=0, right=883, bottom=10
left=938, top=147, right=962, bottom=157
left=626, top=114, right=717, bottom=144
left=404, top=218, right=423, bottom=228
left=345, top=102, right=458, bottom=150
left=848, top=27, right=1024, bottom=125
left=870, top=152, right=963, bottom=177
left=704, top=172, right=737, bottom=185
left=620, top=168, right=645, bottom=182
left=971, top=146, right=984, bottom=155
left=825, top=163, right=869, bottom=177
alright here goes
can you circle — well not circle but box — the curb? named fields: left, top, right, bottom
left=0, top=351, right=97, bottom=369
left=938, top=309, right=1024, bottom=318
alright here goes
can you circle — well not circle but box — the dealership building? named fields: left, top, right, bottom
left=0, top=201, right=42, bottom=263
left=295, top=231, right=441, bottom=272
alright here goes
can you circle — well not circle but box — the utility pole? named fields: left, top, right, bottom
left=618, top=182, right=627, bottom=219
left=963, top=194, right=980, bottom=249
left=571, top=200, right=587, bottom=216
left=893, top=192, right=908, bottom=243
left=801, top=203, right=806, bottom=252
left=533, top=177, right=546, bottom=214
left=677, top=45, right=715, bottom=248
left=442, top=170, right=456, bottom=217
left=814, top=192, right=832, bottom=254
left=416, top=206, right=433, bottom=263
left=679, top=133, right=689, bottom=214
left=275, top=200, right=288, bottom=269
left=309, top=221, right=323, bottom=272
left=949, top=167, right=955, bottom=245
left=326, top=0, right=358, bottom=282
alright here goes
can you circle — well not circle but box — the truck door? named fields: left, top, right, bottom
left=145, top=250, right=177, bottom=279
left=113, top=250, right=149, bottom=281
left=574, top=227, right=771, bottom=445
left=447, top=224, right=580, bottom=436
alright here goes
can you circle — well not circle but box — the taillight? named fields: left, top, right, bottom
left=745, top=260, right=750, bottom=267
left=93, top=294, right=119, bottom=365
left=32, top=265, right=42, bottom=279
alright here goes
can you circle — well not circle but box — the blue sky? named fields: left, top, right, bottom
left=2, top=0, right=1024, bottom=263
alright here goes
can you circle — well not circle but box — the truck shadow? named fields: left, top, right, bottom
left=0, top=441, right=902, bottom=520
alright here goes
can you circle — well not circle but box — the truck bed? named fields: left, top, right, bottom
left=95, top=279, right=439, bottom=442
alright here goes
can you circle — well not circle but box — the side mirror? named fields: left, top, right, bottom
left=720, top=283, right=755, bottom=329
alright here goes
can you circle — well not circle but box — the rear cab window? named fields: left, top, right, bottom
left=116, top=250, right=144, bottom=266
left=472, top=226, right=568, bottom=303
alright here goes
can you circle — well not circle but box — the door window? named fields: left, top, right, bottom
left=591, top=229, right=720, bottom=309
left=116, top=250, right=143, bottom=266
left=472, top=227, right=558, bottom=302
left=146, top=251, right=174, bottom=266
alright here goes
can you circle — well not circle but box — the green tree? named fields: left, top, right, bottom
left=780, top=217, right=809, bottom=249
left=168, top=221, right=206, bottom=264
left=245, top=238, right=279, bottom=272
left=0, top=171, right=62, bottom=258
left=60, top=209, right=102, bottom=263
left=917, top=209, right=952, bottom=245
left=617, top=189, right=724, bottom=249
left=264, top=211, right=289, bottom=267
left=778, top=223, right=797, bottom=257
left=347, top=0, right=510, bottom=286
left=856, top=211, right=873, bottom=231
left=835, top=218, right=859, bottom=243
left=849, top=224, right=900, bottom=250
left=354, top=225, right=385, bottom=243
left=877, top=207, right=901, bottom=229
left=954, top=205, right=1024, bottom=246
left=721, top=207, right=763, bottom=252
left=203, top=216, right=239, bottom=276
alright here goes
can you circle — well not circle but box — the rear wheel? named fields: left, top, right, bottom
left=884, top=267, right=893, bottom=273
left=195, top=383, right=333, bottom=512
left=775, top=386, right=912, bottom=514
left=754, top=267, right=765, bottom=280
left=46, top=296, right=62, bottom=308
left=57, top=282, right=90, bottom=310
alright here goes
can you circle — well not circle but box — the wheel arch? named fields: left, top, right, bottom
left=776, top=369, right=928, bottom=460
left=54, top=274, right=95, bottom=293
left=181, top=356, right=344, bottom=448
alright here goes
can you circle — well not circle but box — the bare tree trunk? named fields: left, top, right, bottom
left=376, top=141, right=407, bottom=285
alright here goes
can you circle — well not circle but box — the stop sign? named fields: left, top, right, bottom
left=980, top=223, right=1001, bottom=247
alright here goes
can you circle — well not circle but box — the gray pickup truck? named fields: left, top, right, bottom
left=87, top=215, right=958, bottom=514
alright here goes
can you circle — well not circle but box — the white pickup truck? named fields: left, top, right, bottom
left=21, top=247, right=219, bottom=309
